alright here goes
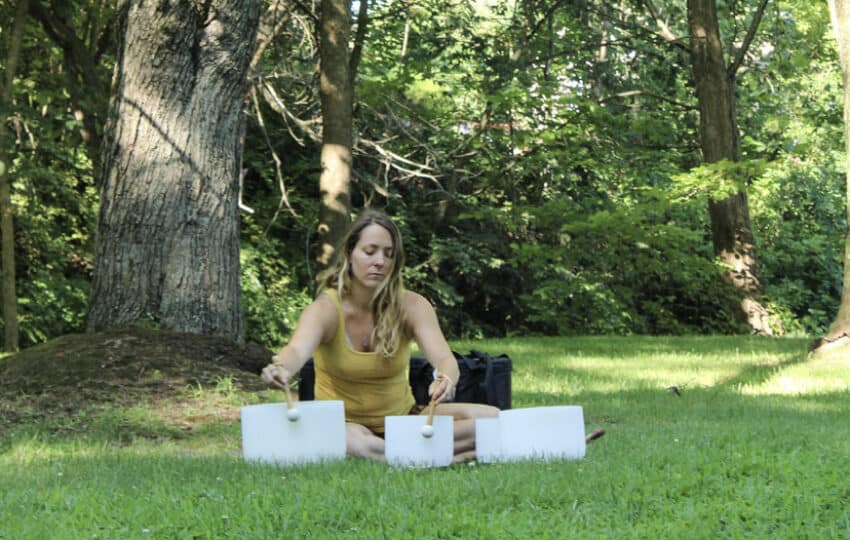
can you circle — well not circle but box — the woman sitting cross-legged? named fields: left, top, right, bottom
left=261, top=209, right=499, bottom=462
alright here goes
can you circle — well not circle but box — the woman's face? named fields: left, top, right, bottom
left=349, top=223, right=395, bottom=289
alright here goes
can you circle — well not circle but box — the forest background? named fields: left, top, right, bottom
left=0, top=0, right=847, bottom=353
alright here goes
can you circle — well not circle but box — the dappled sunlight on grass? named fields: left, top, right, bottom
left=746, top=375, right=849, bottom=396
left=3, top=429, right=243, bottom=465
left=2, top=438, right=110, bottom=464
left=741, top=355, right=850, bottom=397
left=509, top=338, right=809, bottom=402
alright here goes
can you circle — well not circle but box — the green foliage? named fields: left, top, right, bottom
left=2, top=111, right=96, bottom=347
left=12, top=273, right=90, bottom=344
left=0, top=0, right=112, bottom=348
left=672, top=159, right=768, bottom=203
left=504, top=195, right=744, bottom=335
left=413, top=223, right=523, bottom=338
left=752, top=159, right=845, bottom=334
left=738, top=2, right=845, bottom=335
left=341, top=0, right=844, bottom=339
left=240, top=236, right=312, bottom=350
left=1, top=0, right=846, bottom=345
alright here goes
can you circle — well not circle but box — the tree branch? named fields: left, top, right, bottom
left=289, top=0, right=319, bottom=25
left=599, top=89, right=697, bottom=110
left=250, top=0, right=292, bottom=71
left=28, top=0, right=109, bottom=182
left=525, top=0, right=572, bottom=44
left=248, top=88, right=300, bottom=234
left=355, top=138, right=442, bottom=188
left=641, top=0, right=680, bottom=43
left=350, top=0, right=369, bottom=84
left=28, top=1, right=103, bottom=92
left=727, top=0, right=770, bottom=79
left=258, top=78, right=322, bottom=145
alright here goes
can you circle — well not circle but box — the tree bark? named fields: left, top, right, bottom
left=687, top=0, right=773, bottom=335
left=87, top=0, right=261, bottom=341
left=820, top=0, right=850, bottom=349
left=0, top=0, right=29, bottom=352
left=316, top=0, right=353, bottom=270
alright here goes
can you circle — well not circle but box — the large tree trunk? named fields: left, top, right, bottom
left=315, top=0, right=353, bottom=270
left=687, top=0, right=773, bottom=335
left=0, top=0, right=29, bottom=352
left=818, top=0, right=850, bottom=353
left=87, top=0, right=260, bottom=341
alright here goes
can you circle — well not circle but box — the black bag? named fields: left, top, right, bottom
left=297, top=359, right=316, bottom=401
left=409, top=350, right=512, bottom=409
left=299, top=350, right=513, bottom=410
left=407, top=356, right=433, bottom=406
left=459, top=350, right=513, bottom=409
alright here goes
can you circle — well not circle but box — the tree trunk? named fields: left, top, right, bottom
left=819, top=0, right=850, bottom=351
left=316, top=0, right=353, bottom=270
left=687, top=0, right=773, bottom=335
left=0, top=0, right=28, bottom=352
left=87, top=0, right=261, bottom=341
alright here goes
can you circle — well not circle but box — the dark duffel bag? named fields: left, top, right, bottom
left=297, top=359, right=316, bottom=401
left=409, top=350, right=512, bottom=409
left=298, top=351, right=513, bottom=410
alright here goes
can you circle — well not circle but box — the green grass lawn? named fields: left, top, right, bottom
left=2, top=336, right=849, bottom=539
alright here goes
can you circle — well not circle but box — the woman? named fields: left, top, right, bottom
left=262, top=209, right=498, bottom=462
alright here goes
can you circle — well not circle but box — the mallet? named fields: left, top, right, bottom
left=421, top=400, right=436, bottom=438
left=284, top=381, right=300, bottom=422
left=585, top=428, right=605, bottom=442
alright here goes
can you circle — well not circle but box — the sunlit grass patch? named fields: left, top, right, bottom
left=461, top=335, right=811, bottom=398
left=741, top=350, right=850, bottom=396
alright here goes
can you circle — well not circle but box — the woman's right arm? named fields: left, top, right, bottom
left=261, top=293, right=337, bottom=389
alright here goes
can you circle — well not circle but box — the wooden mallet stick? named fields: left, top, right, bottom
left=585, top=428, right=605, bottom=442
left=284, top=381, right=300, bottom=421
left=421, top=400, right=437, bottom=438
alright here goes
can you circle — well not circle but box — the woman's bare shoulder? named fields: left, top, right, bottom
left=402, top=289, right=429, bottom=308
left=314, top=289, right=336, bottom=306
left=402, top=290, right=437, bottom=321
left=301, top=292, right=338, bottom=339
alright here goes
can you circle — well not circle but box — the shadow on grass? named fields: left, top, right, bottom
left=718, top=349, right=809, bottom=389
left=515, top=381, right=850, bottom=429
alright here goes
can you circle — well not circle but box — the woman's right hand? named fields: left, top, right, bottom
left=261, top=362, right=292, bottom=390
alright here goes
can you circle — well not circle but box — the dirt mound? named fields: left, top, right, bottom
left=0, top=327, right=274, bottom=434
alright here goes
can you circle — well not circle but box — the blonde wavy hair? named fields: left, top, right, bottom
left=317, top=209, right=406, bottom=359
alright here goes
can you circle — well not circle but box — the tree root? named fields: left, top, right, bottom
left=808, top=333, right=850, bottom=355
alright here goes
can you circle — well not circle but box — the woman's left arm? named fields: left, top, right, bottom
left=405, top=291, right=460, bottom=403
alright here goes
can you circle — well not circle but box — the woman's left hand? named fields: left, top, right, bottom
left=428, top=374, right=455, bottom=404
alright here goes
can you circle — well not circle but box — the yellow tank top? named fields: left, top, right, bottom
left=313, top=289, right=414, bottom=433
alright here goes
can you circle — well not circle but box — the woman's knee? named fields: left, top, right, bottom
left=435, top=402, right=500, bottom=420
left=475, top=404, right=500, bottom=418
left=457, top=403, right=499, bottom=420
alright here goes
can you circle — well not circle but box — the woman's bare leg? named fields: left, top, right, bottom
left=345, top=423, right=386, bottom=461
left=347, top=403, right=500, bottom=463
left=426, top=403, right=499, bottom=462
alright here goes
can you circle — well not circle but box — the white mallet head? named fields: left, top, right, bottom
left=286, top=408, right=300, bottom=422
left=420, top=424, right=434, bottom=438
